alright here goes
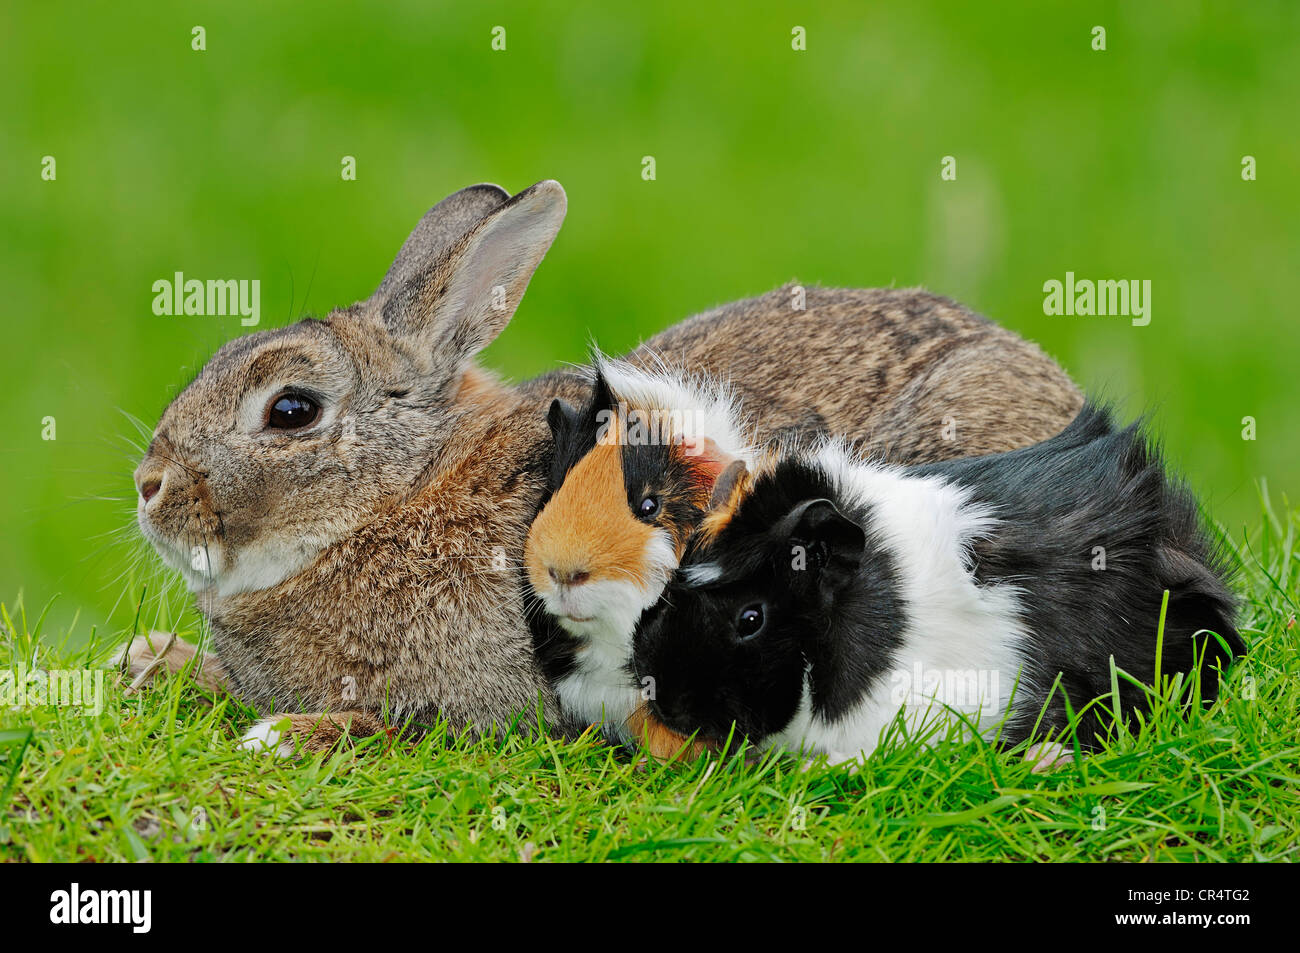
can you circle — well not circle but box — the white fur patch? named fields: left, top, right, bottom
left=547, top=531, right=678, bottom=743
left=765, top=440, right=1031, bottom=764
left=239, top=719, right=294, bottom=758
left=556, top=633, right=644, bottom=744
left=682, top=561, right=723, bottom=585
left=138, top=506, right=326, bottom=598
left=213, top=535, right=331, bottom=598
left=594, top=354, right=756, bottom=465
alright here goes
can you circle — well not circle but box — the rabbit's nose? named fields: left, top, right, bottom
left=548, top=566, right=590, bottom=587
left=139, top=474, right=163, bottom=504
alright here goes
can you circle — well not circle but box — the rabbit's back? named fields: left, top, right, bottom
left=526, top=285, right=1084, bottom=463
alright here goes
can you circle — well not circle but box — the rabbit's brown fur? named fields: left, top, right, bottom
left=131, top=180, right=1082, bottom=755
left=608, top=283, right=1082, bottom=459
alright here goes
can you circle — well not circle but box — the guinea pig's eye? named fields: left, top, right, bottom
left=736, top=604, right=765, bottom=639
left=637, top=495, right=660, bottom=519
left=265, top=392, right=321, bottom=431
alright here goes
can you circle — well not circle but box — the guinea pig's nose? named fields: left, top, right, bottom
left=548, top=566, right=590, bottom=587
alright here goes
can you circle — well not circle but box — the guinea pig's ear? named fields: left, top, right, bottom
left=780, top=498, right=866, bottom=593
left=678, top=435, right=742, bottom=493
left=372, top=180, right=567, bottom=380
left=708, top=458, right=749, bottom=511
left=547, top=398, right=580, bottom=442
left=546, top=397, right=598, bottom=490
left=590, top=369, right=617, bottom=414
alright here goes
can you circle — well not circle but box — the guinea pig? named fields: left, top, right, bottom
left=524, top=354, right=755, bottom=748
left=632, top=404, right=1245, bottom=764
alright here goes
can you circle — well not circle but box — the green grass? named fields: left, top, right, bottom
left=3, top=1, right=1298, bottom=642
left=2, top=500, right=1296, bottom=863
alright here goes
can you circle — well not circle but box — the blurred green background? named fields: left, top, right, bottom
left=2, top=1, right=1297, bottom=639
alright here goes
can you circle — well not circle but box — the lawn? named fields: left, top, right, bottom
left=2, top=500, right=1295, bottom=863
left=1, top=0, right=1296, bottom=864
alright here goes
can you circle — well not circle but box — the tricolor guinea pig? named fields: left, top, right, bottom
left=632, top=404, right=1245, bottom=765
left=524, top=355, right=754, bottom=748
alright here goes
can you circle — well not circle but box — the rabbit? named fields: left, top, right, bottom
left=523, top=354, right=751, bottom=750
left=127, top=178, right=1086, bottom=756
left=631, top=403, right=1245, bottom=766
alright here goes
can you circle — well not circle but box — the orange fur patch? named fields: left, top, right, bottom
left=525, top=440, right=660, bottom=593
left=625, top=703, right=714, bottom=761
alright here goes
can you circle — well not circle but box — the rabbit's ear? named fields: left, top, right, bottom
left=377, top=179, right=567, bottom=374
left=375, top=183, right=511, bottom=298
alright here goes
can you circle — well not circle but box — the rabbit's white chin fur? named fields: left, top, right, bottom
left=135, top=515, right=225, bottom=592
left=203, top=535, right=343, bottom=597
left=140, top=515, right=325, bottom=598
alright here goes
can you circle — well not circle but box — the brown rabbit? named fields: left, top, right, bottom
left=125, top=179, right=1082, bottom=755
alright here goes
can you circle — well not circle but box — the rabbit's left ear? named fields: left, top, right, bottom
left=375, top=179, right=568, bottom=377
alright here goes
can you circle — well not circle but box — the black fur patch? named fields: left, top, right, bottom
left=619, top=438, right=712, bottom=552
left=636, top=402, right=1244, bottom=753
left=915, top=402, right=1244, bottom=746
left=634, top=457, right=908, bottom=741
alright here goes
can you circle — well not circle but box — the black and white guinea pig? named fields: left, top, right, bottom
left=632, top=404, right=1245, bottom=764
left=524, top=354, right=754, bottom=747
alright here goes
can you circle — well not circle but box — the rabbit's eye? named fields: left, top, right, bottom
left=266, top=393, right=321, bottom=431
left=736, top=604, right=764, bottom=639
left=637, top=495, right=660, bottom=520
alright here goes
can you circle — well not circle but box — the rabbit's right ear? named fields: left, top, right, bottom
left=374, top=180, right=568, bottom=379
left=375, top=183, right=510, bottom=298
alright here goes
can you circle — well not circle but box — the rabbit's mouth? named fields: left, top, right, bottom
left=134, top=443, right=231, bottom=589
left=139, top=510, right=327, bottom=599
left=134, top=450, right=334, bottom=597
left=136, top=515, right=228, bottom=593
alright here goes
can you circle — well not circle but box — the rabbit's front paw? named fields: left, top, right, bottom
left=113, top=633, right=230, bottom=694
left=239, top=718, right=295, bottom=758
left=239, top=711, right=387, bottom=758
